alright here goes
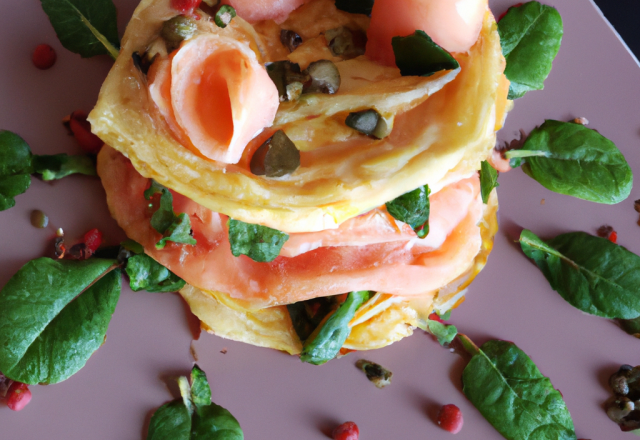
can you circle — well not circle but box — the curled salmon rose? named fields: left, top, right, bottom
left=90, top=0, right=508, bottom=356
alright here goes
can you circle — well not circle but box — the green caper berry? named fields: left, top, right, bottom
left=30, top=210, right=49, bottom=229
left=161, top=15, right=197, bottom=45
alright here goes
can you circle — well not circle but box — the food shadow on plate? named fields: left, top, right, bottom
left=402, top=385, right=441, bottom=424
left=308, top=413, right=343, bottom=439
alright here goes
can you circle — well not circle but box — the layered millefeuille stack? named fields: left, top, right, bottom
left=89, top=0, right=508, bottom=357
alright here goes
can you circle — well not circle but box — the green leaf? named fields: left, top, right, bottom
left=287, top=296, right=338, bottom=342
left=498, top=1, right=563, bottom=99
left=479, top=160, right=499, bottom=204
left=125, top=254, right=186, bottom=293
left=385, top=184, right=430, bottom=238
left=392, top=30, right=459, bottom=77
left=227, top=219, right=289, bottom=263
left=214, top=5, right=237, bottom=28
left=519, top=229, right=640, bottom=319
left=40, top=0, right=120, bottom=59
left=426, top=319, right=458, bottom=346
left=145, top=181, right=197, bottom=249
left=146, top=365, right=244, bottom=440
left=0, top=258, right=120, bottom=384
left=506, top=120, right=632, bottom=204
left=32, top=154, right=96, bottom=181
left=334, top=0, right=374, bottom=16
left=0, top=130, right=33, bottom=211
left=462, top=340, right=576, bottom=440
left=300, top=291, right=372, bottom=365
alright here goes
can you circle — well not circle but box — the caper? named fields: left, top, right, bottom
left=280, top=29, right=302, bottom=52
left=345, top=109, right=380, bottom=136
left=326, top=27, right=366, bottom=59
left=605, top=396, right=634, bottom=423
left=304, top=60, right=341, bottom=94
left=161, top=15, right=197, bottom=49
left=266, top=61, right=310, bottom=102
left=286, top=82, right=303, bottom=101
left=250, top=130, right=300, bottom=178
left=214, top=5, right=236, bottom=28
left=611, top=373, right=630, bottom=396
left=30, top=210, right=49, bottom=228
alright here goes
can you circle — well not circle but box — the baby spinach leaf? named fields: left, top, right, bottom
left=506, top=120, right=632, bottom=204
left=462, top=340, right=576, bottom=440
left=300, top=291, right=372, bottom=365
left=519, top=229, right=640, bottom=320
left=227, top=219, right=289, bottom=263
left=40, top=0, right=120, bottom=59
left=287, top=296, right=338, bottom=342
left=426, top=319, right=458, bottom=346
left=392, top=30, right=459, bottom=77
left=0, top=130, right=33, bottom=211
left=0, top=258, right=120, bottom=384
left=498, top=1, right=563, bottom=99
left=385, top=184, right=430, bottom=238
left=125, top=254, right=186, bottom=293
left=479, top=160, right=499, bottom=204
left=32, top=154, right=96, bottom=181
left=145, top=181, right=197, bottom=249
left=335, top=0, right=374, bottom=16
left=147, top=365, right=244, bottom=440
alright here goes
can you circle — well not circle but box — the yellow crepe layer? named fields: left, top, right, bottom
left=179, top=190, right=498, bottom=354
left=89, top=0, right=505, bottom=233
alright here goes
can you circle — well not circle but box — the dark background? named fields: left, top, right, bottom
left=593, top=0, right=640, bottom=59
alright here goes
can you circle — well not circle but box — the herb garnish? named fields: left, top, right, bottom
left=0, top=130, right=97, bottom=211
left=40, top=0, right=120, bottom=59
left=300, top=291, right=372, bottom=365
left=144, top=180, right=197, bottom=249
left=392, top=30, right=459, bottom=77
left=385, top=184, right=430, bottom=238
left=125, top=253, right=186, bottom=293
left=460, top=336, right=577, bottom=440
left=519, top=229, right=640, bottom=320
left=0, top=258, right=121, bottom=384
left=147, top=365, right=244, bottom=440
left=479, top=160, right=499, bottom=204
left=227, top=219, right=289, bottom=263
left=214, top=5, right=237, bottom=28
left=287, top=296, right=338, bottom=342
left=505, top=120, right=633, bottom=204
left=498, top=1, right=563, bottom=99
left=426, top=318, right=458, bottom=346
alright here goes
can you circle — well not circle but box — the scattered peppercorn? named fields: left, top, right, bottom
left=609, top=231, right=618, bottom=244
left=6, top=382, right=32, bottom=411
left=333, top=421, right=359, bottom=440
left=634, top=199, right=640, bottom=213
left=30, top=210, right=49, bottom=228
left=428, top=312, right=443, bottom=323
left=63, top=111, right=103, bottom=154
left=437, top=404, right=463, bottom=434
left=32, top=44, right=57, bottom=70
left=597, top=225, right=613, bottom=238
left=171, top=0, right=202, bottom=14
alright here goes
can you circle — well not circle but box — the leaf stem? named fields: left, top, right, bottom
left=457, top=333, right=480, bottom=356
left=504, top=149, right=549, bottom=159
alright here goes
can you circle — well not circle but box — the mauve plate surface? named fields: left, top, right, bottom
left=1, top=0, right=639, bottom=439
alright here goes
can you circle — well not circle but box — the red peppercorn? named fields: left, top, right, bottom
left=171, top=0, right=202, bottom=13
left=32, top=44, right=57, bottom=70
left=437, top=404, right=463, bottom=434
left=6, top=382, right=32, bottom=411
left=428, top=312, right=443, bottom=323
left=609, top=231, right=618, bottom=244
left=66, top=111, right=103, bottom=154
left=333, top=421, right=359, bottom=440
left=83, top=228, right=103, bottom=254
left=498, top=3, right=523, bottom=21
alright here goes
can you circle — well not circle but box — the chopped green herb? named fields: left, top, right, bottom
left=519, top=229, right=640, bottom=319
left=300, top=290, right=372, bottom=365
left=355, top=359, right=393, bottom=388
left=392, top=30, right=459, bottom=77
left=214, top=5, right=237, bottom=28
left=0, top=258, right=120, bottom=384
left=385, top=185, right=430, bottom=238
left=227, top=219, right=288, bottom=262
left=479, top=160, right=499, bottom=204
left=498, top=1, right=563, bottom=99
left=426, top=319, right=457, bottom=346
left=125, top=254, right=186, bottom=293
left=40, top=0, right=120, bottom=59
left=144, top=180, right=197, bottom=249
left=147, top=365, right=244, bottom=440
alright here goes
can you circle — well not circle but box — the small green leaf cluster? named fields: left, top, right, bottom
left=0, top=130, right=97, bottom=211
left=300, top=290, right=372, bottom=365
left=145, top=181, right=197, bottom=249
left=125, top=251, right=186, bottom=293
left=147, top=365, right=244, bottom=440
left=392, top=30, right=460, bottom=77
left=479, top=160, right=499, bottom=204
left=426, top=319, right=457, bottom=346
left=385, top=184, right=430, bottom=238
left=227, top=219, right=289, bottom=262
left=498, top=1, right=563, bottom=99
left=40, top=0, right=120, bottom=59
